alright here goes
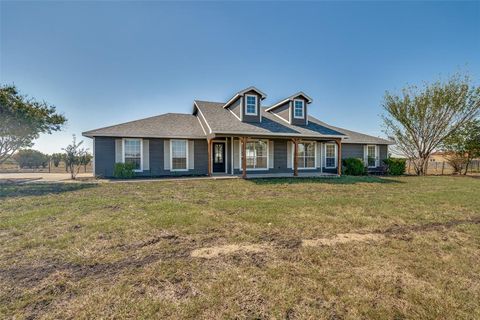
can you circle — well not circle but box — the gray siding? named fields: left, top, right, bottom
left=94, top=137, right=116, bottom=177
left=341, top=143, right=389, bottom=169
left=242, top=90, right=262, bottom=123
left=270, top=102, right=290, bottom=123
left=94, top=137, right=209, bottom=178
left=229, top=98, right=242, bottom=120
left=290, top=97, right=308, bottom=126
left=379, top=144, right=388, bottom=162
left=342, top=143, right=364, bottom=159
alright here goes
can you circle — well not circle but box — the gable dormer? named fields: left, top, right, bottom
left=266, top=92, right=312, bottom=126
left=223, top=86, right=267, bottom=123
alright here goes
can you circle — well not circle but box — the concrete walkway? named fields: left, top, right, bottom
left=0, top=172, right=94, bottom=183
left=0, top=172, right=338, bottom=184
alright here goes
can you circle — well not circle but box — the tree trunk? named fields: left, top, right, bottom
left=464, top=159, right=471, bottom=175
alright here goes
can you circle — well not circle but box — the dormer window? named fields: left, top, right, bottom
left=245, top=95, right=258, bottom=115
left=294, top=99, right=304, bottom=118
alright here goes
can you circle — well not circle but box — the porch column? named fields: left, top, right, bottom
left=335, top=138, right=342, bottom=175
left=231, top=136, right=234, bottom=175
left=207, top=138, right=212, bottom=177
left=292, top=138, right=299, bottom=177
left=241, top=137, right=248, bottom=178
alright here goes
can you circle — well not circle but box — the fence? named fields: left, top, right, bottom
left=406, top=159, right=480, bottom=175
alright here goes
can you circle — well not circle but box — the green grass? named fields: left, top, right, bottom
left=0, top=176, right=479, bottom=319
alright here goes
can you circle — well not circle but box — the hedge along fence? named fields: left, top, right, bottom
left=406, top=159, right=480, bottom=175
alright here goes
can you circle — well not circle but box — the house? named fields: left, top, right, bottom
left=82, top=87, right=393, bottom=178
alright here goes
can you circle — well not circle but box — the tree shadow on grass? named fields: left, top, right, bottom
left=248, top=175, right=403, bottom=185
left=0, top=183, right=98, bottom=198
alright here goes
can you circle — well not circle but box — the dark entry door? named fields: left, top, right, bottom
left=212, top=142, right=226, bottom=173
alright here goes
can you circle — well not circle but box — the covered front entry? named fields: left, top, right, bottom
left=212, top=142, right=226, bottom=173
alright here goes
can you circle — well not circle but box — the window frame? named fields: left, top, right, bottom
left=239, top=139, right=269, bottom=171
left=292, top=141, right=317, bottom=170
left=170, top=139, right=189, bottom=172
left=324, top=143, right=337, bottom=169
left=293, top=99, right=305, bottom=119
left=122, top=138, right=143, bottom=172
left=366, top=144, right=378, bottom=168
left=245, top=94, right=258, bottom=116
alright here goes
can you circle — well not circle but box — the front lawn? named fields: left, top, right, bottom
left=0, top=176, right=479, bottom=319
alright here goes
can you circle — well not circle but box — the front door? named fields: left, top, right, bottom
left=212, top=142, right=226, bottom=173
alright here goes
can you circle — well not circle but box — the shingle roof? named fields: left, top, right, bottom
left=83, top=101, right=393, bottom=145
left=312, top=121, right=394, bottom=145
left=195, top=100, right=393, bottom=144
left=195, top=101, right=345, bottom=138
left=82, top=113, right=206, bottom=139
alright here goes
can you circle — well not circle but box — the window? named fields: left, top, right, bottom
left=325, top=144, right=336, bottom=168
left=124, top=139, right=142, bottom=171
left=245, top=95, right=257, bottom=115
left=297, top=141, right=316, bottom=169
left=241, top=139, right=268, bottom=170
left=294, top=99, right=304, bottom=118
left=367, top=145, right=377, bottom=168
left=171, top=140, right=188, bottom=171
left=214, top=144, right=223, bottom=163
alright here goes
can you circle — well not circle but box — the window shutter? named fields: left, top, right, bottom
left=142, top=139, right=149, bottom=171
left=268, top=140, right=274, bottom=169
left=233, top=139, right=239, bottom=169
left=115, top=139, right=123, bottom=163
left=188, top=140, right=194, bottom=170
left=164, top=140, right=170, bottom=170
left=363, top=145, right=368, bottom=167
left=315, top=142, right=322, bottom=168
left=375, top=145, right=379, bottom=167
left=335, top=143, right=338, bottom=168
left=321, top=143, right=326, bottom=168
left=287, top=141, right=292, bottom=169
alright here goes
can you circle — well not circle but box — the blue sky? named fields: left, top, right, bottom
left=1, top=1, right=479, bottom=154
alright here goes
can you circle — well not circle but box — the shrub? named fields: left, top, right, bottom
left=13, top=149, right=49, bottom=168
left=383, top=157, right=406, bottom=175
left=342, top=158, right=366, bottom=175
left=113, top=162, right=135, bottom=179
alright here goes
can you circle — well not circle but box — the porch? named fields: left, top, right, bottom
left=207, top=136, right=343, bottom=178
left=212, top=172, right=339, bottom=179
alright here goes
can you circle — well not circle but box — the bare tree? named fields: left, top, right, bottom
left=382, top=74, right=480, bottom=175
left=62, top=135, right=88, bottom=179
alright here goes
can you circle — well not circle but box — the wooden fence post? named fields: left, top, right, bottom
left=441, top=162, right=445, bottom=175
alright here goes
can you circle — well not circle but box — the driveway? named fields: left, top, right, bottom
left=0, top=172, right=94, bottom=183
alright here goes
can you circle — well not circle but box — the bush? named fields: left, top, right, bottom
left=13, top=149, right=49, bottom=168
left=383, top=157, right=406, bottom=175
left=113, top=162, right=135, bottom=178
left=342, top=158, right=366, bottom=175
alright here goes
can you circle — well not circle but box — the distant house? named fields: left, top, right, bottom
left=82, top=87, right=393, bottom=178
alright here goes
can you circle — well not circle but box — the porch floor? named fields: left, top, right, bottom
left=213, top=172, right=339, bottom=179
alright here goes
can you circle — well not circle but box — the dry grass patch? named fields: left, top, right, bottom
left=1, top=176, right=479, bottom=319
left=302, top=233, right=385, bottom=247
left=191, top=243, right=270, bottom=259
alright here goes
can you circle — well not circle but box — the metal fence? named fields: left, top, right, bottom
left=406, top=159, right=480, bottom=175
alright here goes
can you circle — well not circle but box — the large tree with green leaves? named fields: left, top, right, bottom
left=0, top=85, right=67, bottom=164
left=440, top=119, right=480, bottom=174
left=382, top=74, right=480, bottom=175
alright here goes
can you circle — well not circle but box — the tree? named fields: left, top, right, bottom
left=13, top=149, right=49, bottom=169
left=62, top=135, right=88, bottom=179
left=79, top=153, right=92, bottom=173
left=0, top=85, right=67, bottom=164
left=382, top=74, right=480, bottom=175
left=51, top=153, right=63, bottom=167
left=441, top=119, right=480, bottom=174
